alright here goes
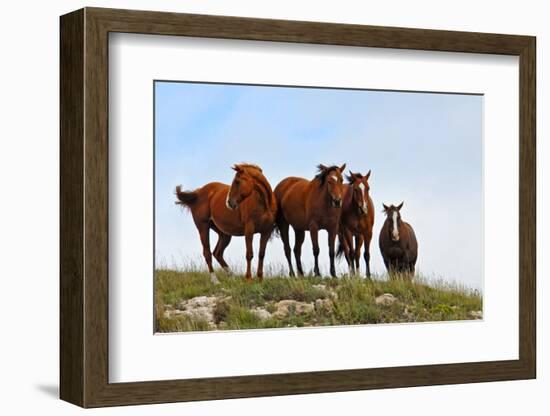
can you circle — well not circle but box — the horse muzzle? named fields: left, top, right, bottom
left=332, top=198, right=342, bottom=208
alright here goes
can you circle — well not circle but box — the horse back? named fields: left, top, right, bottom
left=184, top=182, right=229, bottom=225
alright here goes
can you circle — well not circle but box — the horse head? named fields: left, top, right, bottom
left=226, top=163, right=272, bottom=210
left=383, top=201, right=404, bottom=242
left=316, top=163, right=346, bottom=208
left=346, top=170, right=371, bottom=215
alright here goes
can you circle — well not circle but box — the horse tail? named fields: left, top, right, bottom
left=175, top=185, right=198, bottom=208
left=271, top=192, right=284, bottom=240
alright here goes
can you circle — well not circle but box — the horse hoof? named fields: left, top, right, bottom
left=210, top=273, right=220, bottom=284
left=223, top=267, right=233, bottom=276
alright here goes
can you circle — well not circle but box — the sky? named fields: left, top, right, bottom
left=155, top=81, right=483, bottom=290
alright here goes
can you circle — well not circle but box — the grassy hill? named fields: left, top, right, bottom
left=155, top=269, right=482, bottom=333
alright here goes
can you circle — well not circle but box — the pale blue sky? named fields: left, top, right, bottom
left=155, top=81, right=483, bottom=289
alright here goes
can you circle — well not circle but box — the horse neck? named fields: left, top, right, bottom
left=342, top=185, right=356, bottom=216
left=308, top=177, right=331, bottom=207
left=250, top=174, right=274, bottom=211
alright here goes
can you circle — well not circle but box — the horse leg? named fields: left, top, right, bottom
left=309, top=223, right=321, bottom=277
left=341, top=229, right=354, bottom=276
left=213, top=232, right=232, bottom=275
left=293, top=229, right=306, bottom=277
left=256, top=231, right=270, bottom=281
left=278, top=219, right=295, bottom=277
left=354, top=234, right=363, bottom=276
left=328, top=229, right=338, bottom=278
left=409, top=263, right=416, bottom=278
left=363, top=231, right=372, bottom=279
left=198, top=225, right=218, bottom=284
left=244, top=231, right=254, bottom=281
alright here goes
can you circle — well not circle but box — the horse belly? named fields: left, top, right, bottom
left=316, top=209, right=341, bottom=231
left=283, top=207, right=307, bottom=231
left=281, top=183, right=308, bottom=230
left=387, top=246, right=404, bottom=259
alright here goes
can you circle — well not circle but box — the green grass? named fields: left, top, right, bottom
left=155, top=268, right=482, bottom=333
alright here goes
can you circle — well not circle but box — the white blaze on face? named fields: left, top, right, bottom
left=392, top=211, right=399, bottom=241
left=358, top=182, right=367, bottom=212
left=330, top=174, right=338, bottom=182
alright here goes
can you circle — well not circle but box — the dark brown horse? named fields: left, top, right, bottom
left=379, top=202, right=418, bottom=277
left=175, top=163, right=277, bottom=282
left=274, top=163, right=346, bottom=277
left=337, top=170, right=375, bottom=277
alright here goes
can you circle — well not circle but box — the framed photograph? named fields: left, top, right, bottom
left=60, top=7, right=536, bottom=408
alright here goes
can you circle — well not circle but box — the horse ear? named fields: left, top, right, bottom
left=347, top=170, right=355, bottom=182
left=232, top=165, right=242, bottom=173
left=339, top=163, right=347, bottom=173
left=365, top=170, right=371, bottom=180
left=383, top=203, right=389, bottom=212
left=397, top=201, right=404, bottom=210
left=318, top=164, right=328, bottom=172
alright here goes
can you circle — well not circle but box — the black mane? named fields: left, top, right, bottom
left=315, top=164, right=340, bottom=184
left=345, top=172, right=363, bottom=184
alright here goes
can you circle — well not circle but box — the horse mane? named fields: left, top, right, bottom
left=315, top=164, right=341, bottom=184
left=234, top=163, right=263, bottom=173
left=345, top=172, right=363, bottom=184
left=236, top=163, right=274, bottom=209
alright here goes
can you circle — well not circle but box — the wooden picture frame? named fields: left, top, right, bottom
left=60, top=7, right=536, bottom=408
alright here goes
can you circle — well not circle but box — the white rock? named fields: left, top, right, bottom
left=176, top=296, right=219, bottom=324
left=250, top=308, right=272, bottom=321
left=181, top=307, right=214, bottom=322
left=274, top=300, right=314, bottom=318
left=314, top=298, right=333, bottom=313
left=469, top=310, right=483, bottom=319
left=179, top=296, right=217, bottom=309
left=375, top=293, right=397, bottom=306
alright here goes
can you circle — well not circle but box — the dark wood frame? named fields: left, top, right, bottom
left=60, top=7, right=536, bottom=408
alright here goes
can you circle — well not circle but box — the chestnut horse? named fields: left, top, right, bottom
left=379, top=202, right=418, bottom=277
left=175, top=163, right=277, bottom=282
left=337, top=170, right=375, bottom=278
left=274, top=164, right=346, bottom=278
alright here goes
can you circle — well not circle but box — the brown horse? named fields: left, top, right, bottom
left=175, top=163, right=277, bottom=282
left=337, top=170, right=375, bottom=278
left=379, top=202, right=418, bottom=277
left=274, top=163, right=346, bottom=278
